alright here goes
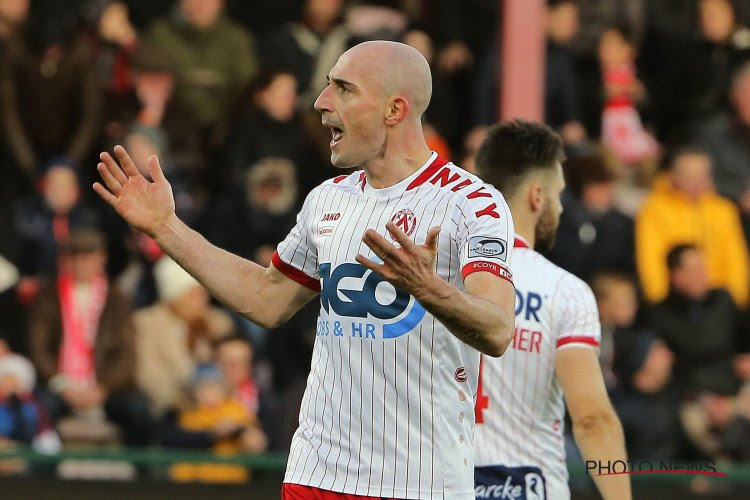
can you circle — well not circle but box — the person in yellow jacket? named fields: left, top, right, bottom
left=636, top=147, right=750, bottom=307
left=169, top=364, right=267, bottom=483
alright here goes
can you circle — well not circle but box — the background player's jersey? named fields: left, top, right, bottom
left=473, top=237, right=601, bottom=500
left=274, top=153, right=514, bottom=499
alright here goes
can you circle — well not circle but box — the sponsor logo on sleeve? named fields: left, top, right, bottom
left=469, top=236, right=508, bottom=261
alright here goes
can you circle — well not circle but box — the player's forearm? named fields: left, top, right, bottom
left=573, top=409, right=632, bottom=500
left=413, top=275, right=513, bottom=356
left=153, top=214, right=279, bottom=328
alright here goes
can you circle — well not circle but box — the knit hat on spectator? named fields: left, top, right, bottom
left=153, top=256, right=201, bottom=302
left=0, top=353, right=37, bottom=396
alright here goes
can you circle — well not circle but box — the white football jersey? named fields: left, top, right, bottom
left=474, top=237, right=601, bottom=500
left=274, top=152, right=514, bottom=499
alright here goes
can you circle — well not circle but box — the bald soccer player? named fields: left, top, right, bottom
left=473, top=120, right=630, bottom=500
left=93, top=41, right=516, bottom=500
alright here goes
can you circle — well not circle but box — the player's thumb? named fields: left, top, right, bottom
left=148, top=155, right=167, bottom=183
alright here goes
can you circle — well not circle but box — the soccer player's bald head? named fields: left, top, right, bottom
left=343, top=40, right=432, bottom=118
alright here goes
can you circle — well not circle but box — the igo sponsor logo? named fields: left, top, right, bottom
left=319, top=261, right=426, bottom=339
left=468, top=236, right=507, bottom=261
left=475, top=465, right=546, bottom=500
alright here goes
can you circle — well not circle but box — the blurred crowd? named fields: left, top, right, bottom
left=3, top=0, right=750, bottom=482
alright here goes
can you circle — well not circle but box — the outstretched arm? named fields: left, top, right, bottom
left=94, top=146, right=317, bottom=328
left=357, top=223, right=514, bottom=356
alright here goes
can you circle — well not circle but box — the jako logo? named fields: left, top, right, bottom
left=319, top=261, right=426, bottom=338
left=321, top=212, right=341, bottom=222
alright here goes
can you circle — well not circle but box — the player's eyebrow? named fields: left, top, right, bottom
left=327, top=75, right=358, bottom=91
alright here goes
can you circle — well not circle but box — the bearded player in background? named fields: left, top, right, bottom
left=473, top=120, right=631, bottom=500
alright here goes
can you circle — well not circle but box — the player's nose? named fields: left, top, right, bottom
left=314, top=84, right=332, bottom=114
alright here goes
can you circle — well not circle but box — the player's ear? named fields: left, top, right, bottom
left=384, top=96, right=409, bottom=125
left=528, top=182, right=544, bottom=213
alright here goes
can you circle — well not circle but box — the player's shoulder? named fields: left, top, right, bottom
left=416, top=160, right=508, bottom=221
left=310, top=170, right=367, bottom=196
left=516, top=249, right=593, bottom=295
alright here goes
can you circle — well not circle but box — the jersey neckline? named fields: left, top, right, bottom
left=362, top=151, right=438, bottom=198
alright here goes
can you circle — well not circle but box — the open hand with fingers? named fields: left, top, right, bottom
left=356, top=222, right=442, bottom=300
left=93, top=145, right=176, bottom=238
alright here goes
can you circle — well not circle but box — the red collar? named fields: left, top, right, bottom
left=514, top=236, right=529, bottom=248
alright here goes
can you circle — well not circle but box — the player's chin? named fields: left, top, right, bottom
left=330, top=152, right=355, bottom=169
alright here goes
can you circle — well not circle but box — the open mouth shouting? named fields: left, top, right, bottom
left=326, top=123, right=344, bottom=148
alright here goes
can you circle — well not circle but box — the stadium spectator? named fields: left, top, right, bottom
left=680, top=389, right=750, bottom=461
left=692, top=62, right=750, bottom=238
left=216, top=336, right=261, bottom=416
left=647, top=244, right=750, bottom=398
left=547, top=153, right=635, bottom=282
left=301, top=0, right=410, bottom=113
left=570, top=0, right=646, bottom=137
left=591, top=272, right=641, bottom=390
left=612, top=333, right=680, bottom=460
left=134, top=256, right=234, bottom=417
left=0, top=1, right=101, bottom=181
left=165, top=364, right=266, bottom=483
left=426, top=0, right=499, bottom=142
left=636, top=147, right=750, bottom=307
left=0, top=336, right=59, bottom=452
left=260, top=0, right=345, bottom=102
left=27, top=228, right=151, bottom=447
left=222, top=68, right=324, bottom=194
left=591, top=272, right=680, bottom=460
left=87, top=0, right=139, bottom=98
left=652, top=0, right=750, bottom=139
left=598, top=25, right=660, bottom=165
left=141, top=0, right=260, bottom=154
left=13, top=159, right=101, bottom=295
left=545, top=0, right=588, bottom=147
left=195, top=157, right=299, bottom=268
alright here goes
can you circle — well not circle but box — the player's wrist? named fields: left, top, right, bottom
left=151, top=212, right=181, bottom=242
left=412, top=272, right=452, bottom=305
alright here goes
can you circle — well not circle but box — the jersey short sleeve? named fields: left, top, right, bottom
left=272, top=189, right=321, bottom=292
left=553, top=274, right=601, bottom=350
left=457, top=183, right=515, bottom=285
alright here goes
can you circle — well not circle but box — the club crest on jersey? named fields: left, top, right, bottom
left=468, top=236, right=508, bottom=261
left=318, top=259, right=426, bottom=340
left=390, top=208, right=417, bottom=237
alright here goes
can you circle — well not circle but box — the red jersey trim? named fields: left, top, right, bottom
left=557, top=336, right=600, bottom=348
left=461, top=261, right=513, bottom=284
left=271, top=251, right=321, bottom=292
left=282, top=483, right=398, bottom=500
left=405, top=156, right=450, bottom=190
left=514, top=236, right=530, bottom=248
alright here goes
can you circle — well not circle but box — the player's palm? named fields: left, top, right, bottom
left=93, top=145, right=175, bottom=237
